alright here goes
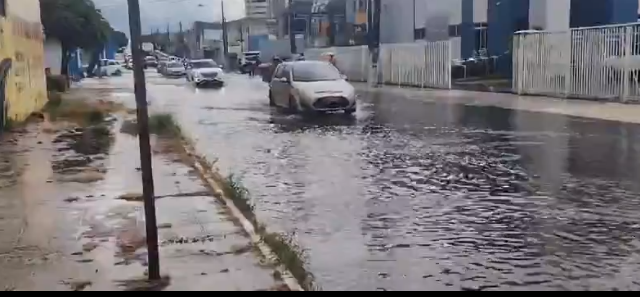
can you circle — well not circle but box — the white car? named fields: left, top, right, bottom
left=268, top=61, right=356, bottom=114
left=186, top=59, right=224, bottom=87
left=163, top=61, right=186, bottom=77
left=94, top=59, right=123, bottom=76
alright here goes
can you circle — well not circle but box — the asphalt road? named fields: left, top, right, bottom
left=103, top=71, right=640, bottom=291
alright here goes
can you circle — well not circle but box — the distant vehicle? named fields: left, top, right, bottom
left=268, top=61, right=356, bottom=115
left=157, top=61, right=168, bottom=74
left=163, top=61, right=186, bottom=77
left=142, top=42, right=154, bottom=52
left=240, top=51, right=261, bottom=74
left=144, top=56, right=158, bottom=68
left=95, top=59, right=123, bottom=76
left=186, top=59, right=224, bottom=87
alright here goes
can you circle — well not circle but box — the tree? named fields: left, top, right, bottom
left=40, top=0, right=112, bottom=76
left=112, top=30, right=129, bottom=49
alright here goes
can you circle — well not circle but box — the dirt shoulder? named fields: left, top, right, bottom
left=0, top=90, right=287, bottom=291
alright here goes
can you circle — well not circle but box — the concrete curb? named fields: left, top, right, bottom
left=181, top=143, right=305, bottom=292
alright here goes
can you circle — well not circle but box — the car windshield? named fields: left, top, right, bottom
left=292, top=62, right=342, bottom=82
left=168, top=62, right=183, bottom=68
left=191, top=61, right=217, bottom=68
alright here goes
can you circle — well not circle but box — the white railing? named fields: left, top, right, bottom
left=513, top=22, right=640, bottom=102
left=304, top=46, right=369, bottom=82
left=379, top=41, right=451, bottom=89
left=304, top=41, right=452, bottom=89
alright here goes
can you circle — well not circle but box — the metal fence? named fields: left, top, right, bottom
left=304, top=41, right=452, bottom=89
left=379, top=41, right=451, bottom=89
left=304, top=45, right=370, bottom=82
left=513, top=22, right=640, bottom=102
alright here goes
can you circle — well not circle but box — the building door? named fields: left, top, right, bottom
left=0, top=58, right=12, bottom=132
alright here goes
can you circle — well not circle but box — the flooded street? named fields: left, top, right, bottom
left=97, top=72, right=640, bottom=290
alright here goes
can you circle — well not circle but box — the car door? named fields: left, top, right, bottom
left=270, top=65, right=285, bottom=106
left=279, top=65, right=293, bottom=105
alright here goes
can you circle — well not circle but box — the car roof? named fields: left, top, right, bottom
left=282, top=60, right=329, bottom=67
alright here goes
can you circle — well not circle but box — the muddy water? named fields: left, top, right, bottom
left=102, top=73, right=640, bottom=290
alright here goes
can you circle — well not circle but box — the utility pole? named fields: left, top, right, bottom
left=221, top=0, right=229, bottom=66
left=368, top=0, right=381, bottom=86
left=126, top=0, right=161, bottom=281
left=288, top=0, right=297, bottom=54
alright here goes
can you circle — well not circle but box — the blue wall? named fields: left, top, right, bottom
left=570, top=0, right=638, bottom=28
left=460, top=0, right=474, bottom=59
left=487, top=0, right=530, bottom=77
left=248, top=35, right=269, bottom=51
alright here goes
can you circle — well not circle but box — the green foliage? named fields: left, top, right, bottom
left=112, top=30, right=129, bottom=49
left=40, top=0, right=112, bottom=50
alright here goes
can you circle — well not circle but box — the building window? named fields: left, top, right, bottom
left=0, top=0, right=6, bottom=17
left=474, top=22, right=487, bottom=52
left=448, top=25, right=461, bottom=38
left=414, top=28, right=425, bottom=40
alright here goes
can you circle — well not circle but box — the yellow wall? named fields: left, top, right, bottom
left=1, top=0, right=47, bottom=123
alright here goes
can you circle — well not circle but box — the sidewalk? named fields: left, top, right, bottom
left=354, top=83, right=640, bottom=124
left=0, top=111, right=285, bottom=290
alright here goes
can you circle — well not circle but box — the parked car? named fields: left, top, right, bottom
left=157, top=61, right=168, bottom=74
left=186, top=59, right=224, bottom=87
left=144, top=56, right=158, bottom=68
left=163, top=61, right=186, bottom=77
left=268, top=61, right=356, bottom=115
left=94, top=59, right=123, bottom=76
left=239, top=51, right=261, bottom=74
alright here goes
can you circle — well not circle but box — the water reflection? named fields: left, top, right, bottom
left=356, top=93, right=640, bottom=290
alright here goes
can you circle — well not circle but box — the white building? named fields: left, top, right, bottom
left=245, top=0, right=286, bottom=19
left=245, top=0, right=269, bottom=18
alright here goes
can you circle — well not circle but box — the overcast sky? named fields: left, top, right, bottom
left=93, top=0, right=246, bottom=34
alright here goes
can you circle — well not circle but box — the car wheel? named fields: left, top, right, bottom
left=268, top=90, right=276, bottom=106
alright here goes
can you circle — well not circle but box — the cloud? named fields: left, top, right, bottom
left=93, top=0, right=245, bottom=34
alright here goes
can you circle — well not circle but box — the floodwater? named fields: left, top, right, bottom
left=99, top=72, right=640, bottom=290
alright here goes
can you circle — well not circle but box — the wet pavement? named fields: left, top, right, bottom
left=0, top=113, right=283, bottom=291
left=81, top=72, right=640, bottom=290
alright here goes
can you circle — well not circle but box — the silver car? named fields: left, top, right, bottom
left=268, top=61, right=356, bottom=114
left=163, top=62, right=186, bottom=77
left=186, top=59, right=224, bottom=87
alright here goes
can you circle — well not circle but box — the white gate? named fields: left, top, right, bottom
left=305, top=41, right=452, bottom=89
left=513, top=22, right=640, bottom=102
left=304, top=46, right=369, bottom=82
left=379, top=41, right=451, bottom=89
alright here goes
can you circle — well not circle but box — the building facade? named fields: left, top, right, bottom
left=185, top=21, right=225, bottom=62
left=0, top=0, right=47, bottom=129
left=374, top=0, right=639, bottom=70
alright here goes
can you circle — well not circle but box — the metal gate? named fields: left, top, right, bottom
left=305, top=41, right=452, bottom=89
left=0, top=58, right=12, bottom=132
left=379, top=41, right=451, bottom=89
left=513, top=22, right=640, bottom=102
left=304, top=45, right=369, bottom=82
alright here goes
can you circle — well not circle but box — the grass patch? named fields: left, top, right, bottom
left=148, top=113, right=181, bottom=137
left=123, top=113, right=182, bottom=138
left=222, top=174, right=258, bottom=226
left=43, top=93, right=121, bottom=126
left=261, top=230, right=317, bottom=291
left=219, top=174, right=317, bottom=291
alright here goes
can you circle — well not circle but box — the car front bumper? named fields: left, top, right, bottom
left=165, top=72, right=185, bottom=77
left=302, top=96, right=356, bottom=112
left=194, top=78, right=224, bottom=87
